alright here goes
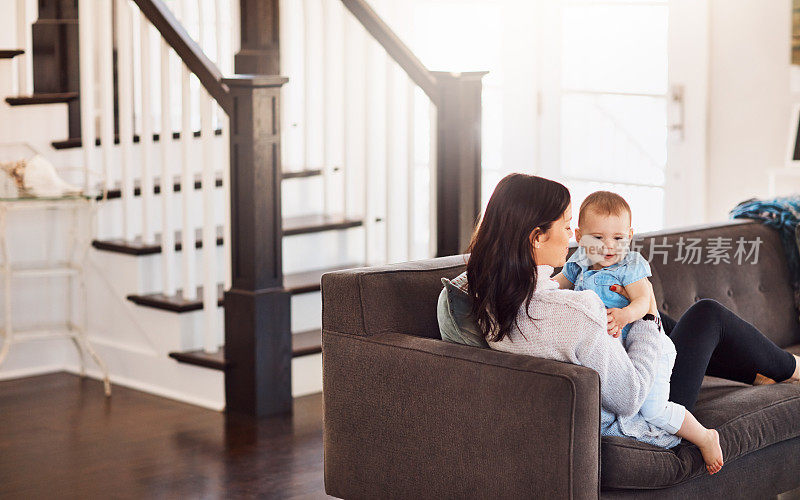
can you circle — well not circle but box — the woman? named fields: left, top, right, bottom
left=459, top=173, right=800, bottom=449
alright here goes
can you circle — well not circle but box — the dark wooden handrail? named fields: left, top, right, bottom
left=133, top=0, right=233, bottom=113
left=340, top=0, right=439, bottom=104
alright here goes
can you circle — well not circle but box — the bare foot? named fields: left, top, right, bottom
left=782, top=354, right=800, bottom=384
left=753, top=373, right=776, bottom=385
left=699, top=429, right=724, bottom=475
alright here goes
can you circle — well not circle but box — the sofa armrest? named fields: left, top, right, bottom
left=323, top=330, right=601, bottom=499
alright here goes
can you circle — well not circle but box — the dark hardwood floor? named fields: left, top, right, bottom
left=0, top=373, right=331, bottom=499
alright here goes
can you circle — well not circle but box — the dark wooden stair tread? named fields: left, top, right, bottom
left=6, top=92, right=78, bottom=105
left=168, top=349, right=228, bottom=370
left=52, top=128, right=223, bottom=149
left=283, top=263, right=362, bottom=294
left=283, top=214, right=364, bottom=236
left=92, top=214, right=363, bottom=255
left=291, top=328, right=323, bottom=357
left=0, top=49, right=24, bottom=59
left=282, top=168, right=322, bottom=179
left=168, top=329, right=322, bottom=370
left=126, top=263, right=361, bottom=312
left=92, top=226, right=224, bottom=256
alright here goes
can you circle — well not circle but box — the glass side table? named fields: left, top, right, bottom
left=0, top=193, right=111, bottom=396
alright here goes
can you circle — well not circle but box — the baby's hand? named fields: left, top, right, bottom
left=606, top=308, right=631, bottom=338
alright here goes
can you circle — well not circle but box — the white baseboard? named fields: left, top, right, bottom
left=0, top=364, right=67, bottom=381
left=63, top=365, right=226, bottom=411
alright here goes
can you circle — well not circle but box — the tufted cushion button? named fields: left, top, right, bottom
left=694, top=296, right=700, bottom=302
left=662, top=302, right=668, bottom=311
left=727, top=289, right=734, bottom=297
left=758, top=284, right=766, bottom=293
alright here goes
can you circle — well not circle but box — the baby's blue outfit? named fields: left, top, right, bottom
left=563, top=248, right=686, bottom=435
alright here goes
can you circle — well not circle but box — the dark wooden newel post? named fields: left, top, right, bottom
left=222, top=75, right=292, bottom=417
left=235, top=0, right=280, bottom=75
left=433, top=71, right=487, bottom=257
left=33, top=0, right=81, bottom=138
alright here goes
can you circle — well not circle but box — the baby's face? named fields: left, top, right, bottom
left=576, top=210, right=633, bottom=269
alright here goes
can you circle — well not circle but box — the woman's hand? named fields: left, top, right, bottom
left=610, top=281, right=658, bottom=314
left=609, top=280, right=659, bottom=332
left=607, top=308, right=630, bottom=338
left=607, top=311, right=622, bottom=338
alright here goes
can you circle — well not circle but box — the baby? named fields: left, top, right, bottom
left=553, top=191, right=724, bottom=475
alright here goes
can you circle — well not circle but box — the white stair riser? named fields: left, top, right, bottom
left=1, top=105, right=70, bottom=160
left=93, top=225, right=367, bottom=294
left=91, top=249, right=323, bottom=349
left=95, top=169, right=333, bottom=242
left=122, top=287, right=320, bottom=352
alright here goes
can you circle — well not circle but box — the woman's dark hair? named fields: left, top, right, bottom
left=466, top=173, right=570, bottom=342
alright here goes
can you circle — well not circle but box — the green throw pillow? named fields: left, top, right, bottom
left=437, top=277, right=490, bottom=348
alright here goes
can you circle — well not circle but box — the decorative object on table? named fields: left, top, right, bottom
left=0, top=143, right=82, bottom=198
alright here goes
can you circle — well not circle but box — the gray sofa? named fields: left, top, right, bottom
left=321, top=219, right=800, bottom=499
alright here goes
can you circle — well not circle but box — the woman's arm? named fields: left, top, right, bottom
left=572, top=280, right=663, bottom=416
left=575, top=317, right=662, bottom=417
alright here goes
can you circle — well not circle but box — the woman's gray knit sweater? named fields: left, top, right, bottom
left=451, top=264, right=682, bottom=448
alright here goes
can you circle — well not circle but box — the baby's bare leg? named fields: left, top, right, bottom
left=675, top=410, right=724, bottom=475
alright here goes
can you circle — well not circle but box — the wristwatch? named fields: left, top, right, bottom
left=642, top=313, right=662, bottom=329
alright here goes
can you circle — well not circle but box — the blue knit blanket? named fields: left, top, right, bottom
left=730, top=196, right=800, bottom=309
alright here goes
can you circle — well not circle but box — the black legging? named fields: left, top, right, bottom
left=660, top=299, right=797, bottom=412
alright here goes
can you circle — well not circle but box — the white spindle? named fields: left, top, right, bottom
left=178, top=0, right=195, bottom=301
left=78, top=0, right=96, bottom=193
left=160, top=40, right=176, bottom=296
left=214, top=1, right=232, bottom=290
left=222, top=116, right=232, bottom=290
left=15, top=0, right=32, bottom=95
left=98, top=0, right=115, bottom=192
left=180, top=63, right=196, bottom=300
left=363, top=37, right=373, bottom=266
left=214, top=0, right=225, bottom=70
left=200, top=89, right=217, bottom=352
left=321, top=0, right=331, bottom=214
left=406, top=80, right=416, bottom=261
left=341, top=9, right=351, bottom=219
left=428, top=102, right=438, bottom=258
left=197, top=0, right=207, bottom=50
left=139, top=16, right=155, bottom=244
left=384, top=57, right=394, bottom=263
left=214, top=0, right=227, bottom=130
left=302, top=0, right=312, bottom=171
left=117, top=0, right=135, bottom=242
left=230, top=0, right=241, bottom=64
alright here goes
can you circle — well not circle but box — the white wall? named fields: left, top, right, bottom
left=705, top=0, right=795, bottom=221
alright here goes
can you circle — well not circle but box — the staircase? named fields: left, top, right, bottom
left=0, top=0, right=483, bottom=415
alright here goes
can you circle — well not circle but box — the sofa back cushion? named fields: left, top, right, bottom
left=322, top=220, right=799, bottom=347
left=635, top=220, right=799, bottom=348
left=321, top=255, right=468, bottom=338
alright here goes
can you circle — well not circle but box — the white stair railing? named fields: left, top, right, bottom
left=78, top=0, right=233, bottom=353
left=14, top=0, right=33, bottom=96
left=76, top=0, right=440, bottom=355
left=280, top=0, right=437, bottom=266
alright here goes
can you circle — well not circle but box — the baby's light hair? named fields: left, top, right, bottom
left=578, top=191, right=632, bottom=227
